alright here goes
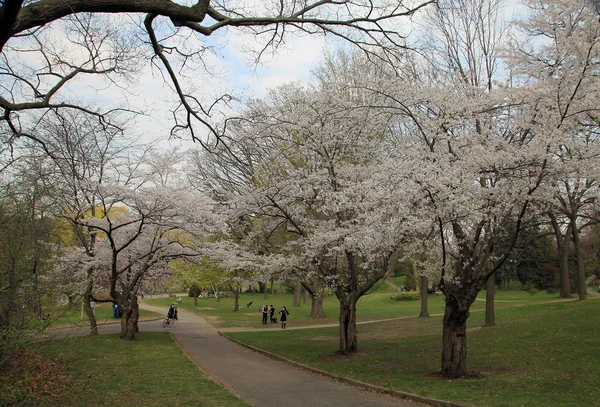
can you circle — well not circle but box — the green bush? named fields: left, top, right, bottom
left=390, top=294, right=419, bottom=301
left=188, top=285, right=201, bottom=297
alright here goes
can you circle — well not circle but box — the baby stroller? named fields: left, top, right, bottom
left=270, top=316, right=278, bottom=323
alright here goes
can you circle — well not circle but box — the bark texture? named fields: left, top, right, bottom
left=484, top=273, right=495, bottom=327
left=572, top=221, right=587, bottom=300
left=338, top=295, right=358, bottom=354
left=419, top=276, right=429, bottom=318
left=441, top=302, right=469, bottom=378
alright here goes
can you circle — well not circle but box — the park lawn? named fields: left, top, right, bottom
left=224, top=299, right=600, bottom=407
left=50, top=302, right=161, bottom=327
left=146, top=289, right=560, bottom=329
left=24, top=332, right=251, bottom=407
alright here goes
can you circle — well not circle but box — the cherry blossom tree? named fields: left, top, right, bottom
left=213, top=65, right=424, bottom=353
left=374, top=81, right=550, bottom=378
left=505, top=0, right=600, bottom=300
left=39, top=110, right=134, bottom=334
left=53, top=147, right=222, bottom=340
left=342, top=0, right=600, bottom=379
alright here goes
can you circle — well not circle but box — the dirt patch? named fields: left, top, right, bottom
left=324, top=351, right=369, bottom=360
left=1, top=348, right=71, bottom=404
left=310, top=335, right=338, bottom=342
left=196, top=307, right=217, bottom=310
left=424, top=370, right=484, bottom=380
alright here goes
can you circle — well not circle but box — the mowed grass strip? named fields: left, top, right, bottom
left=36, top=332, right=251, bottom=407
left=146, top=289, right=559, bottom=329
left=49, top=302, right=162, bottom=327
left=224, top=299, right=600, bottom=407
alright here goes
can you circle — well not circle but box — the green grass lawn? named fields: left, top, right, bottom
left=49, top=302, right=161, bottom=327
left=13, top=333, right=251, bottom=407
left=223, top=299, right=600, bottom=407
left=146, top=289, right=562, bottom=329
left=28, top=290, right=594, bottom=407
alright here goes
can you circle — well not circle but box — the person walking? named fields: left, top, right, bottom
left=261, top=305, right=269, bottom=324
left=279, top=306, right=289, bottom=329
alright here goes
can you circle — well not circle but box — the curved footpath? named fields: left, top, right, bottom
left=140, top=303, right=441, bottom=407
left=50, top=303, right=453, bottom=407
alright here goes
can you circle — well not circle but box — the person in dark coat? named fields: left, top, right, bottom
left=261, top=305, right=269, bottom=324
left=269, top=304, right=275, bottom=323
left=279, top=306, right=289, bottom=329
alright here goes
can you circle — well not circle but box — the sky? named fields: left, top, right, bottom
left=114, top=20, right=332, bottom=148
left=1, top=0, right=532, bottom=150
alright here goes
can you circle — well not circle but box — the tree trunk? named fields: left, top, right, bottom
left=120, top=295, right=139, bottom=341
left=441, top=301, right=470, bottom=378
left=419, top=276, right=429, bottom=318
left=338, top=295, right=358, bottom=354
left=550, top=215, right=572, bottom=299
left=82, top=280, right=98, bottom=336
left=303, top=286, right=309, bottom=305
left=572, top=224, right=587, bottom=301
left=233, top=288, right=240, bottom=311
left=309, top=289, right=326, bottom=318
left=270, top=278, right=275, bottom=295
left=413, top=262, right=421, bottom=292
left=558, top=243, right=572, bottom=299
left=484, top=273, right=495, bottom=327
left=293, top=281, right=301, bottom=307
left=194, top=294, right=198, bottom=307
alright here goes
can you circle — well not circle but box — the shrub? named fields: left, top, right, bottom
left=390, top=294, right=419, bottom=301
left=188, top=285, right=201, bottom=298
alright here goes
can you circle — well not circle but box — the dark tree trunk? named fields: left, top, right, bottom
left=550, top=214, right=572, bottom=299
left=441, top=300, right=470, bottom=378
left=270, top=278, right=275, bottom=295
left=82, top=281, right=98, bottom=336
left=558, top=244, right=572, bottom=299
left=572, top=223, right=587, bottom=301
left=194, top=294, right=198, bottom=307
left=419, top=276, right=429, bottom=318
left=120, top=295, right=139, bottom=341
left=309, top=289, right=326, bottom=318
left=301, top=280, right=326, bottom=318
left=293, top=281, right=301, bottom=307
left=413, top=262, right=420, bottom=292
left=302, top=285, right=309, bottom=305
left=338, top=294, right=358, bottom=354
left=484, top=273, right=495, bottom=327
left=233, top=288, right=240, bottom=311
left=258, top=282, right=266, bottom=299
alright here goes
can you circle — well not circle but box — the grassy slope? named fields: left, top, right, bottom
left=49, top=302, right=162, bottom=327
left=223, top=298, right=600, bottom=407
left=146, top=289, right=559, bottom=329
left=32, top=333, right=251, bottom=407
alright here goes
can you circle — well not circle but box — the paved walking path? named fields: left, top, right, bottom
left=142, top=304, right=431, bottom=407
left=50, top=304, right=433, bottom=407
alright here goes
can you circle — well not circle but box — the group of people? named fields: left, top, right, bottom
left=261, top=305, right=290, bottom=329
left=197, top=288, right=226, bottom=299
